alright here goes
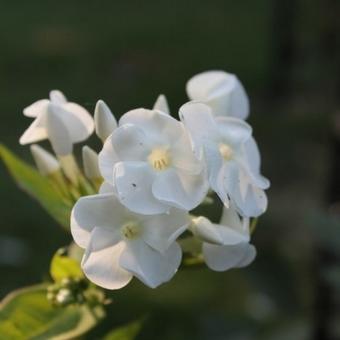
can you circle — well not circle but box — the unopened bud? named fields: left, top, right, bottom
left=30, top=144, right=60, bottom=176
left=82, top=146, right=101, bottom=180
left=94, top=100, right=117, bottom=142
left=153, top=94, right=170, bottom=115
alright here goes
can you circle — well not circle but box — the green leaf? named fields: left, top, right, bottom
left=0, top=144, right=72, bottom=230
left=50, top=249, right=84, bottom=282
left=0, top=284, right=105, bottom=340
left=103, top=318, right=145, bottom=340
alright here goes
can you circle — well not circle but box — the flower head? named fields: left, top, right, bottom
left=98, top=108, right=209, bottom=214
left=20, top=90, right=94, bottom=155
left=180, top=102, right=269, bottom=217
left=71, top=191, right=189, bottom=289
left=186, top=70, right=249, bottom=119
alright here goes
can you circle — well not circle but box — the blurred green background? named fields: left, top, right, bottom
left=1, top=0, right=340, bottom=339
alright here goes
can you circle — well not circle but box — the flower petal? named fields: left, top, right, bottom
left=120, top=240, right=181, bottom=288
left=119, top=108, right=182, bottom=144
left=111, top=124, right=151, bottom=161
left=203, top=242, right=254, bottom=271
left=19, top=112, right=48, bottom=145
left=142, top=208, right=189, bottom=253
left=50, top=90, right=67, bottom=104
left=82, top=229, right=132, bottom=290
left=114, top=161, right=168, bottom=214
left=152, top=168, right=208, bottom=211
left=94, top=100, right=117, bottom=142
left=216, top=116, right=252, bottom=146
left=191, top=216, right=249, bottom=245
left=59, top=102, right=94, bottom=142
left=23, top=99, right=49, bottom=117
left=71, top=193, right=128, bottom=248
left=98, top=134, right=120, bottom=184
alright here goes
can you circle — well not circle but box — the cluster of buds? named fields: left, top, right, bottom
left=20, top=70, right=270, bottom=290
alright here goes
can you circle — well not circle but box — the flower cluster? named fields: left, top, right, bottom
left=20, top=70, right=269, bottom=290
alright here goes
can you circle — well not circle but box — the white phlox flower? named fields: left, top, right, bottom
left=71, top=191, right=189, bottom=289
left=180, top=101, right=270, bottom=217
left=186, top=70, right=249, bottom=119
left=98, top=108, right=209, bottom=214
left=20, top=90, right=94, bottom=155
left=191, top=206, right=256, bottom=271
left=30, top=144, right=60, bottom=176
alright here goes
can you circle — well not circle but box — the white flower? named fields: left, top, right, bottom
left=20, top=90, right=94, bottom=154
left=153, top=94, right=170, bottom=115
left=191, top=207, right=256, bottom=271
left=180, top=102, right=269, bottom=217
left=186, top=70, right=249, bottom=119
left=98, top=109, right=209, bottom=214
left=94, top=100, right=117, bottom=142
left=30, top=144, right=60, bottom=176
left=71, top=192, right=189, bottom=289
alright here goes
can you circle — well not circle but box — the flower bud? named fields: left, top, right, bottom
left=82, top=146, right=101, bottom=180
left=153, top=94, right=170, bottom=115
left=94, top=100, right=117, bottom=142
left=30, top=144, right=60, bottom=176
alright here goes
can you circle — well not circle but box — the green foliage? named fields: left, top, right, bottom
left=103, top=318, right=145, bottom=340
left=50, top=249, right=84, bottom=283
left=0, top=144, right=72, bottom=230
left=0, top=284, right=105, bottom=340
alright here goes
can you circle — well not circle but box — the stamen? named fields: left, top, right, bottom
left=148, top=148, right=171, bottom=171
left=121, top=222, right=140, bottom=240
left=219, top=143, right=233, bottom=161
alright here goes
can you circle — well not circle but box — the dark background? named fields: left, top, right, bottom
left=1, top=0, right=340, bottom=339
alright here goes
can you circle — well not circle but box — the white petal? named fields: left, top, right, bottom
left=203, top=242, right=254, bottom=271
left=30, top=144, right=60, bottom=175
left=119, top=108, right=182, bottom=144
left=46, top=107, right=73, bottom=155
left=23, top=99, right=49, bottom=117
left=94, top=100, right=117, bottom=142
left=216, top=116, right=252, bottom=146
left=220, top=206, right=245, bottom=234
left=153, top=94, right=170, bottom=115
left=98, top=134, right=120, bottom=184
left=82, top=146, right=101, bottom=179
left=222, top=162, right=268, bottom=217
left=71, top=193, right=128, bottom=248
left=142, top=208, right=189, bottom=252
left=152, top=168, right=208, bottom=211
left=191, top=216, right=249, bottom=245
left=179, top=102, right=218, bottom=150
left=60, top=102, right=94, bottom=142
left=114, top=161, right=168, bottom=214
left=82, top=229, right=132, bottom=290
left=111, top=124, right=151, bottom=161
left=120, top=241, right=181, bottom=288
left=19, top=112, right=48, bottom=145
left=50, top=90, right=67, bottom=104
left=236, top=244, right=256, bottom=268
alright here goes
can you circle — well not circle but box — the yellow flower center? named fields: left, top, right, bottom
left=148, top=148, right=171, bottom=171
left=219, top=143, right=233, bottom=160
left=121, top=222, right=140, bottom=240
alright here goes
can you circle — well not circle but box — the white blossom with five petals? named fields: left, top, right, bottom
left=180, top=101, right=269, bottom=217
left=71, top=191, right=189, bottom=289
left=98, top=108, right=209, bottom=214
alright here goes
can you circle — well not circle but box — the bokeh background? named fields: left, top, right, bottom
left=1, top=0, right=340, bottom=339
